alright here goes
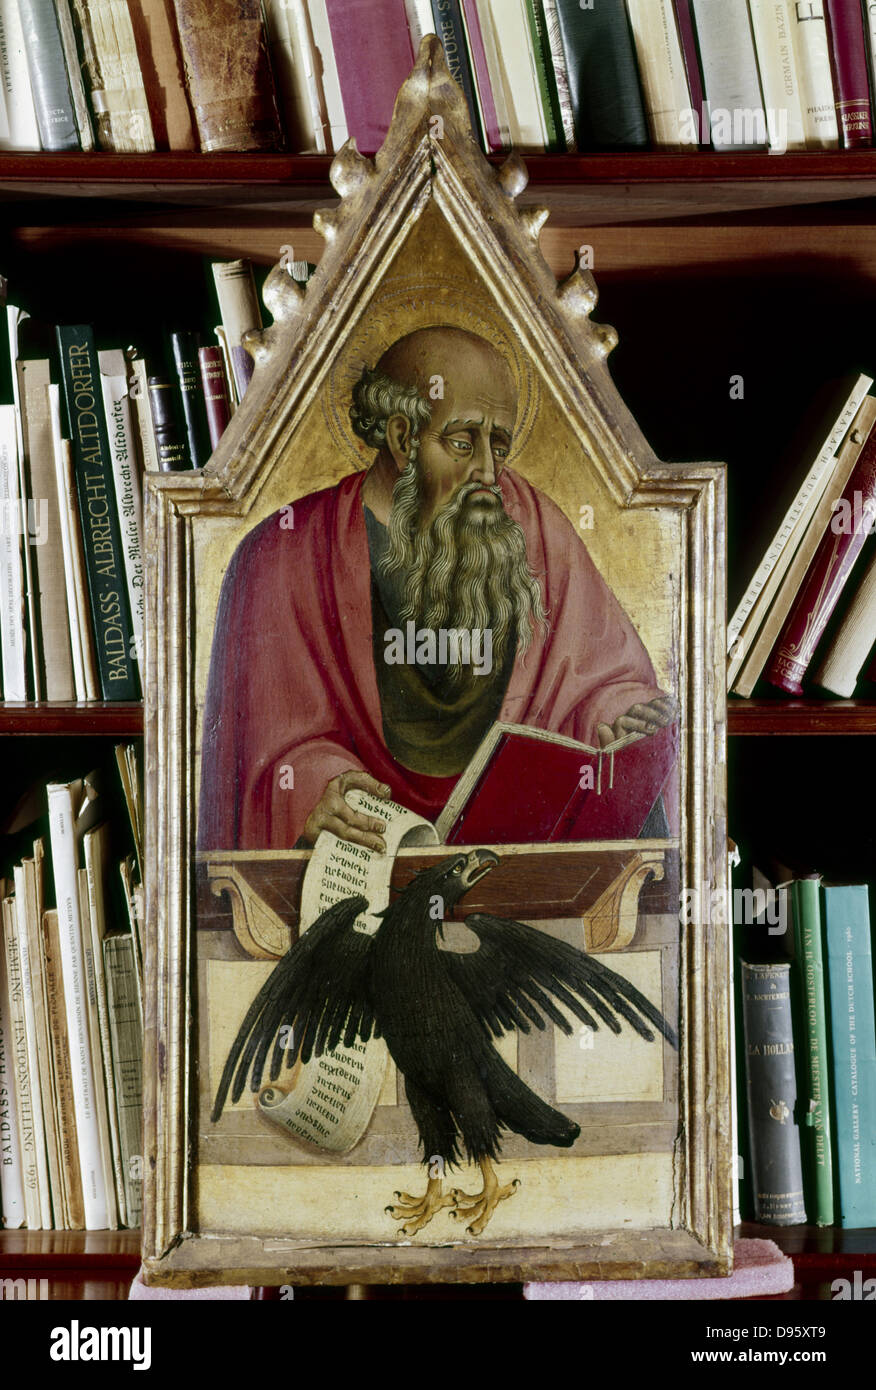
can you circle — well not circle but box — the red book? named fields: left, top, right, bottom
left=460, top=0, right=502, bottom=151
left=824, top=0, right=873, bottom=148
left=673, top=0, right=709, bottom=149
left=324, top=0, right=416, bottom=155
left=198, top=345, right=232, bottom=449
left=434, top=720, right=678, bottom=845
left=767, top=432, right=876, bottom=694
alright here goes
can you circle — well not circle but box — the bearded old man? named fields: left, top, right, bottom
left=198, top=326, right=674, bottom=852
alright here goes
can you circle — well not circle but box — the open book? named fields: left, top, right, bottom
left=434, top=720, right=678, bottom=845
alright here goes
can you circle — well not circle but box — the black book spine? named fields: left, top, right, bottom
left=147, top=377, right=189, bottom=473
left=741, top=961, right=807, bottom=1225
left=430, top=0, right=484, bottom=144
left=170, top=331, right=211, bottom=469
left=17, top=0, right=79, bottom=150
left=554, top=0, right=649, bottom=151
left=55, top=325, right=139, bottom=701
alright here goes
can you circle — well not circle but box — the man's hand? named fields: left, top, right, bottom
left=597, top=695, right=677, bottom=749
left=302, top=770, right=391, bottom=852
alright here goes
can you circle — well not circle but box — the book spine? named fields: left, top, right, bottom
left=198, top=346, right=232, bottom=450
left=2, top=901, right=39, bottom=1226
left=823, top=884, right=876, bottom=1227
left=72, top=0, right=155, bottom=153
left=673, top=0, right=708, bottom=147
left=625, top=0, right=694, bottom=147
left=98, top=359, right=145, bottom=673
left=262, top=0, right=323, bottom=152
left=459, top=0, right=505, bottom=149
left=791, top=0, right=839, bottom=146
left=104, top=935, right=143, bottom=1228
left=865, top=0, right=876, bottom=120
left=15, top=864, right=55, bottom=1228
left=54, top=0, right=94, bottom=150
left=82, top=844, right=124, bottom=1227
left=429, top=0, right=484, bottom=145
left=170, top=331, right=210, bottom=469
left=322, top=0, right=415, bottom=154
left=0, top=404, right=27, bottom=700
left=813, top=548, right=876, bottom=695
left=553, top=0, right=649, bottom=151
left=125, top=0, right=198, bottom=151
left=55, top=325, right=139, bottom=702
left=125, top=352, right=161, bottom=475
left=790, top=879, right=834, bottom=1226
left=0, top=0, right=41, bottom=149
left=212, top=259, right=262, bottom=403
left=42, top=908, right=85, bottom=1229
left=19, top=359, right=75, bottom=701
left=46, top=783, right=109, bottom=1230
left=521, top=0, right=563, bottom=150
left=747, top=0, right=808, bottom=151
left=689, top=0, right=767, bottom=150
left=766, top=430, right=876, bottom=694
left=16, top=0, right=79, bottom=149
left=824, top=0, right=873, bottom=147
left=740, top=961, right=807, bottom=1225
left=0, top=931, right=26, bottom=1227
left=48, top=385, right=88, bottom=701
left=147, top=376, right=188, bottom=472
left=172, top=0, right=284, bottom=152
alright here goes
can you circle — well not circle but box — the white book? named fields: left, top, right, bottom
left=1, top=895, right=39, bottom=1227
left=0, top=52, right=8, bottom=141
left=727, top=374, right=872, bottom=652
left=866, top=1, right=876, bottom=118
left=0, top=405, right=27, bottom=700
left=47, top=777, right=110, bottom=1230
left=79, top=859, right=119, bottom=1229
left=790, top=0, right=838, bottom=147
left=405, top=0, right=434, bottom=45
left=748, top=0, right=807, bottom=151
left=813, top=549, right=876, bottom=697
left=263, top=0, right=327, bottom=153
left=99, top=352, right=145, bottom=676
left=12, top=867, right=51, bottom=1227
left=471, top=0, right=512, bottom=146
left=306, top=0, right=349, bottom=153
left=48, top=385, right=88, bottom=702
left=690, top=0, right=767, bottom=150
left=626, top=0, right=695, bottom=148
left=480, top=0, right=546, bottom=150
left=6, top=305, right=39, bottom=697
left=0, top=0, right=40, bottom=149
left=0, top=932, right=27, bottom=1227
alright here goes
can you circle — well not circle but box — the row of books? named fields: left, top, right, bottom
left=0, top=747, right=144, bottom=1230
left=4, top=1, right=874, bottom=158
left=728, top=372, right=876, bottom=699
left=735, top=872, right=876, bottom=1229
left=0, top=254, right=290, bottom=704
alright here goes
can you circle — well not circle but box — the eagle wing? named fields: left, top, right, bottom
left=211, top=894, right=377, bottom=1121
left=442, top=912, right=678, bottom=1049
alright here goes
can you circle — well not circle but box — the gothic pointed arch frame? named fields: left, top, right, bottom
left=143, top=39, right=730, bottom=1287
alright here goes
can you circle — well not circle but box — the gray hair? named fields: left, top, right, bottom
left=349, top=367, right=432, bottom=459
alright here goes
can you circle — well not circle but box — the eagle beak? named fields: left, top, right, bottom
left=458, top=849, right=500, bottom=891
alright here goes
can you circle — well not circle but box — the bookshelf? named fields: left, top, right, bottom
left=2, top=151, right=876, bottom=1299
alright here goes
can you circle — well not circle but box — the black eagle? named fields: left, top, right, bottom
left=212, top=849, right=678, bottom=1236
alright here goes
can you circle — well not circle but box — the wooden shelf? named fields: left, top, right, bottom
left=3, top=150, right=876, bottom=224
left=728, top=699, right=876, bottom=736
left=0, top=702, right=143, bottom=735
left=0, top=1229, right=141, bottom=1299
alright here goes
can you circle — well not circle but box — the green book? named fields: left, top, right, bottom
left=523, top=0, right=564, bottom=152
left=790, top=878, right=834, bottom=1226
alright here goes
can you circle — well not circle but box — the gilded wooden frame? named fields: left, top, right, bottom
left=142, top=39, right=730, bottom=1287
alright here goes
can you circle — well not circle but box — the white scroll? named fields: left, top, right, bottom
left=257, top=790, right=437, bottom=1151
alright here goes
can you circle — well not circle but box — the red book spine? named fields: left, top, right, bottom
left=324, top=0, right=416, bottom=155
left=198, top=346, right=232, bottom=449
left=460, top=0, right=502, bottom=151
left=766, top=435, right=876, bottom=694
left=824, top=0, right=873, bottom=148
left=673, top=0, right=709, bottom=149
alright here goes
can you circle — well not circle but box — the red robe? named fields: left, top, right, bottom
left=198, top=468, right=666, bottom=849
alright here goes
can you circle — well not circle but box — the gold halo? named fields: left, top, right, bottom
left=322, top=274, right=541, bottom=468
